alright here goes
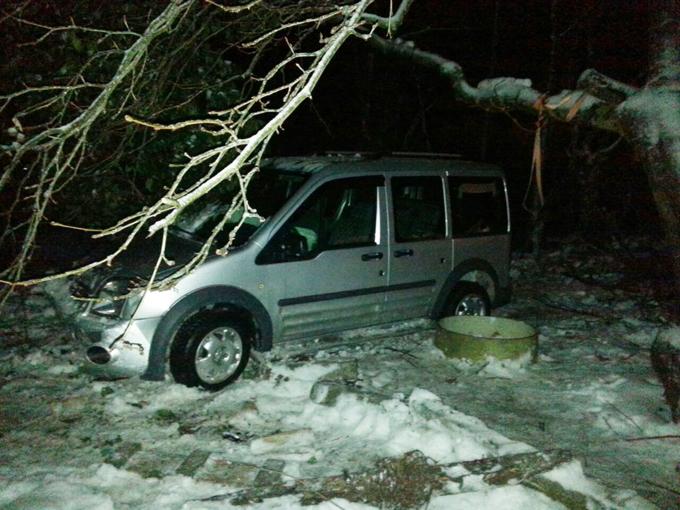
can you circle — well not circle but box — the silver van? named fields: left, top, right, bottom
left=73, top=153, right=511, bottom=389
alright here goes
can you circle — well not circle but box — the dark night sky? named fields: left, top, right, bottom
left=275, top=0, right=649, bottom=153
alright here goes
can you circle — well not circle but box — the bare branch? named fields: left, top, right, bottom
left=242, top=10, right=341, bottom=48
left=147, top=0, right=373, bottom=236
left=124, top=114, right=228, bottom=132
left=11, top=17, right=141, bottom=47
left=362, top=0, right=416, bottom=36
left=47, top=221, right=104, bottom=233
left=203, top=0, right=264, bottom=14
left=1, top=0, right=194, bottom=193
left=1, top=0, right=379, bottom=295
left=0, top=1, right=195, bottom=285
left=0, top=84, right=106, bottom=112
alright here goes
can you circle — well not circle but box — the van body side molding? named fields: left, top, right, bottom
left=279, top=280, right=436, bottom=307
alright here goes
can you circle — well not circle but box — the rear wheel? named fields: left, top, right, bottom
left=443, top=282, right=491, bottom=317
left=170, top=311, right=251, bottom=390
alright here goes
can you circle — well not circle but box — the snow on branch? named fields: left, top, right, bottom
left=368, top=35, right=623, bottom=134
left=577, top=69, right=638, bottom=104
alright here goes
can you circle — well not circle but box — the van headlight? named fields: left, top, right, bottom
left=91, top=279, right=134, bottom=318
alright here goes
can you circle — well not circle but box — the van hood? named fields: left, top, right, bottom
left=70, top=231, right=202, bottom=298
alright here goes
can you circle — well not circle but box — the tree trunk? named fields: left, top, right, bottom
left=619, top=89, right=680, bottom=306
left=618, top=0, right=680, bottom=306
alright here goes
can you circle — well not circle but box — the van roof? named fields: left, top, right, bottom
left=263, top=153, right=503, bottom=176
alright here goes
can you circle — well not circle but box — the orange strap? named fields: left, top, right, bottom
left=523, top=96, right=546, bottom=212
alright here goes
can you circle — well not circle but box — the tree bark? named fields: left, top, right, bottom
left=618, top=1, right=680, bottom=304
left=618, top=90, right=680, bottom=304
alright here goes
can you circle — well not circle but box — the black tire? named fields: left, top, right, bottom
left=170, top=310, right=251, bottom=391
left=441, top=282, right=491, bottom=318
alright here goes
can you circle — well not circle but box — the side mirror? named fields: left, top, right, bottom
left=274, top=230, right=308, bottom=261
left=258, top=228, right=310, bottom=264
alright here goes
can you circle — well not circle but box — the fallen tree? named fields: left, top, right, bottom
left=366, top=1, right=679, bottom=299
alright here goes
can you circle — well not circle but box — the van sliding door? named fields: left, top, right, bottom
left=384, top=175, right=452, bottom=321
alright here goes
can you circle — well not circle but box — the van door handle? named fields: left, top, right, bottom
left=361, top=252, right=383, bottom=261
left=394, top=248, right=414, bottom=258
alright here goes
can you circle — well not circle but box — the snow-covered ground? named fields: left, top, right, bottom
left=1, top=241, right=678, bottom=509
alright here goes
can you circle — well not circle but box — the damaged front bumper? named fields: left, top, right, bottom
left=73, top=313, right=160, bottom=379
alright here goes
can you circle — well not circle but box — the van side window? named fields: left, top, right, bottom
left=449, top=177, right=508, bottom=237
left=391, top=176, right=445, bottom=242
left=258, top=176, right=382, bottom=264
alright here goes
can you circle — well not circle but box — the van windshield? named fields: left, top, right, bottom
left=172, top=169, right=308, bottom=246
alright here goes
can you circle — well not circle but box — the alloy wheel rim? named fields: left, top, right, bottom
left=454, top=294, right=487, bottom=316
left=194, top=326, right=243, bottom=383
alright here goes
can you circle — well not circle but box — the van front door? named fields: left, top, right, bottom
left=258, top=176, right=387, bottom=340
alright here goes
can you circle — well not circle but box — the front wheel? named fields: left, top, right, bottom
left=170, top=311, right=251, bottom=390
left=443, top=282, right=491, bottom=317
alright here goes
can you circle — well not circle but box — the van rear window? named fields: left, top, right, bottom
left=449, top=177, right=508, bottom=237
left=392, top=177, right=446, bottom=242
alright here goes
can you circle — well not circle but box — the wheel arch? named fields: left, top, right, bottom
left=141, top=285, right=272, bottom=381
left=430, top=258, right=500, bottom=319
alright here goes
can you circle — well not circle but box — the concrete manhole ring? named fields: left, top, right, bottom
left=435, top=316, right=538, bottom=364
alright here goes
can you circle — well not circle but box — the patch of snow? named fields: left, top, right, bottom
left=187, top=496, right=380, bottom=509
left=47, top=363, right=79, bottom=375
left=624, top=328, right=659, bottom=347
left=540, top=460, right=657, bottom=510
left=146, top=384, right=205, bottom=412
left=444, top=352, right=531, bottom=378
left=212, top=363, right=338, bottom=409
left=479, top=352, right=532, bottom=377
left=0, top=478, right=114, bottom=510
left=23, top=351, right=52, bottom=366
left=366, top=369, right=393, bottom=388
left=543, top=460, right=604, bottom=499
left=429, top=485, right=566, bottom=510
left=105, top=395, right=138, bottom=415
left=250, top=429, right=315, bottom=455
left=1, top=464, right=225, bottom=510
